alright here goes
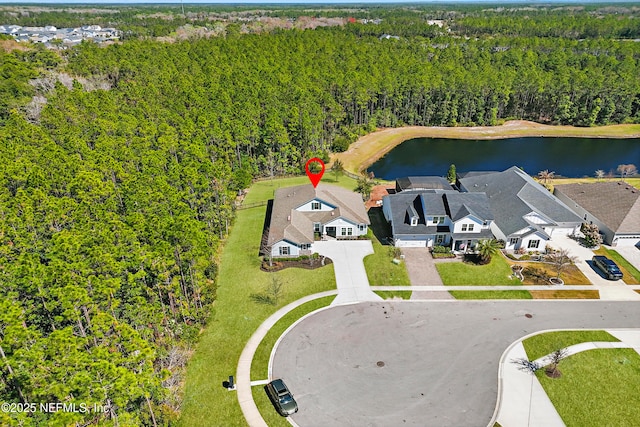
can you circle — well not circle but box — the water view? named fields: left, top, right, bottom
left=370, top=137, right=640, bottom=180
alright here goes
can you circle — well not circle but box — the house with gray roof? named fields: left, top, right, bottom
left=266, top=183, right=369, bottom=257
left=382, top=187, right=494, bottom=251
left=458, top=166, right=582, bottom=251
left=554, top=182, right=640, bottom=247
left=395, top=176, right=453, bottom=193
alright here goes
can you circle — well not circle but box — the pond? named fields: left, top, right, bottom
left=369, top=137, right=640, bottom=180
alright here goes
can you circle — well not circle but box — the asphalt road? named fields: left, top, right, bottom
left=271, top=300, right=640, bottom=427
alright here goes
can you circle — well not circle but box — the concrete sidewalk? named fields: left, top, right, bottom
left=547, top=235, right=640, bottom=301
left=313, top=240, right=382, bottom=305
left=494, top=329, right=640, bottom=427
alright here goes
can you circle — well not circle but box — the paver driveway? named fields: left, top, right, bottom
left=272, top=300, right=640, bottom=427
left=401, top=248, right=453, bottom=300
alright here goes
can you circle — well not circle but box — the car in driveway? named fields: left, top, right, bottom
left=592, top=256, right=624, bottom=280
left=265, top=379, right=298, bottom=416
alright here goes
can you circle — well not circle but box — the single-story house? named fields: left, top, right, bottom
left=382, top=188, right=494, bottom=250
left=554, top=182, right=640, bottom=247
left=265, top=183, right=370, bottom=257
left=458, top=166, right=582, bottom=251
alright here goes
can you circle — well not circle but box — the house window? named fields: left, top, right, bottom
left=462, top=224, right=474, bottom=232
left=300, top=244, right=310, bottom=250
left=433, top=216, right=445, bottom=224
left=468, top=224, right=474, bottom=231
left=483, top=221, right=488, bottom=226
left=311, top=201, right=321, bottom=210
left=509, top=238, right=519, bottom=245
left=436, top=234, right=444, bottom=244
left=358, top=224, right=366, bottom=231
left=279, top=246, right=290, bottom=256
left=410, top=217, right=418, bottom=226
left=314, top=223, right=321, bottom=233
left=347, top=228, right=353, bottom=236
left=528, top=240, right=540, bottom=249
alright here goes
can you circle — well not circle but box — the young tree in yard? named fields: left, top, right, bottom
left=546, top=248, right=578, bottom=279
left=331, top=159, right=345, bottom=182
left=355, top=171, right=374, bottom=201
left=476, top=239, right=501, bottom=264
left=545, top=348, right=569, bottom=378
left=595, top=169, right=605, bottom=180
left=617, top=164, right=638, bottom=181
left=581, top=223, right=603, bottom=248
left=446, top=164, right=456, bottom=183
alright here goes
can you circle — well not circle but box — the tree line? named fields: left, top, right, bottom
left=1, top=6, right=640, bottom=425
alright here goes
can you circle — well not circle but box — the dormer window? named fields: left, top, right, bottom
left=411, top=216, right=418, bottom=226
left=311, top=201, right=321, bottom=210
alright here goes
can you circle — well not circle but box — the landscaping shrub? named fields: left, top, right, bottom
left=432, top=245, right=451, bottom=253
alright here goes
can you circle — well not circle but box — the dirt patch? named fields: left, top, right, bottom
left=366, top=185, right=394, bottom=209
left=261, top=258, right=332, bottom=272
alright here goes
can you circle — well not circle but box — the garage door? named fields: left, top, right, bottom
left=550, top=227, right=577, bottom=236
left=396, top=239, right=427, bottom=248
left=613, top=236, right=640, bottom=247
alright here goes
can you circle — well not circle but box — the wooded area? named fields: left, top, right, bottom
left=1, top=4, right=639, bottom=426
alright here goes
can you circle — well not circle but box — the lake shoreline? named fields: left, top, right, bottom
left=333, top=120, right=640, bottom=174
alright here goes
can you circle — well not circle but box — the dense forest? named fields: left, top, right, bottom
left=1, top=4, right=640, bottom=426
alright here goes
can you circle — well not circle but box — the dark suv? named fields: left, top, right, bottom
left=265, top=379, right=298, bottom=416
left=592, top=256, right=624, bottom=280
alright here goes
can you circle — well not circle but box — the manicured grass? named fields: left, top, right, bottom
left=530, top=290, right=600, bottom=299
left=449, top=290, right=532, bottom=299
left=517, top=262, right=592, bottom=285
left=179, top=177, right=342, bottom=427
left=523, top=330, right=619, bottom=361
left=363, top=229, right=411, bottom=287
left=536, top=349, right=640, bottom=427
left=593, top=247, right=640, bottom=285
left=436, top=255, right=522, bottom=286
left=374, top=291, right=412, bottom=299
left=250, top=296, right=335, bottom=380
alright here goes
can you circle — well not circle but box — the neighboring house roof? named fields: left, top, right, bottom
left=267, top=183, right=369, bottom=246
left=554, top=182, right=640, bottom=234
left=396, top=176, right=452, bottom=192
left=459, top=166, right=581, bottom=237
left=384, top=190, right=493, bottom=236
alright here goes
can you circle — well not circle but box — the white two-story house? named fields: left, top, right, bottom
left=382, top=189, right=494, bottom=251
left=265, top=183, right=370, bottom=257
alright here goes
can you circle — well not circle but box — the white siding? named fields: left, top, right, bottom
left=452, top=215, right=484, bottom=234
left=324, top=217, right=367, bottom=237
left=520, top=231, right=548, bottom=252
left=297, top=199, right=334, bottom=212
left=271, top=240, right=300, bottom=257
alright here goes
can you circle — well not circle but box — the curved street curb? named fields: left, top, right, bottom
left=488, top=328, right=640, bottom=427
left=236, top=290, right=338, bottom=427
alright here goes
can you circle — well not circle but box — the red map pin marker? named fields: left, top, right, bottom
left=305, top=157, right=325, bottom=188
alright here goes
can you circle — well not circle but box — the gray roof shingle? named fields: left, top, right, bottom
left=267, top=183, right=369, bottom=246
left=554, top=182, right=640, bottom=233
left=459, top=166, right=582, bottom=236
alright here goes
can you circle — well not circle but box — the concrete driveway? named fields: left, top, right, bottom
left=401, top=248, right=453, bottom=300
left=313, top=240, right=382, bottom=305
left=547, top=235, right=640, bottom=300
left=616, top=245, right=640, bottom=272
left=272, top=300, right=640, bottom=427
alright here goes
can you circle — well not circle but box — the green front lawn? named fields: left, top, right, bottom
left=536, top=349, right=640, bottom=426
left=523, top=330, right=619, bottom=361
left=449, top=290, right=532, bottom=299
left=178, top=176, right=351, bottom=427
left=436, top=255, right=523, bottom=286
left=363, top=229, right=411, bottom=287
left=593, top=247, right=640, bottom=285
